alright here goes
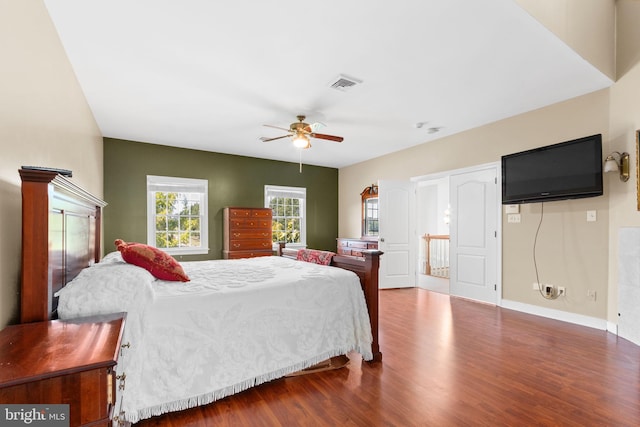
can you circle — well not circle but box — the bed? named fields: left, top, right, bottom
left=18, top=168, right=382, bottom=424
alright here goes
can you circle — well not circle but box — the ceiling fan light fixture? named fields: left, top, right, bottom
left=261, top=115, right=342, bottom=151
left=292, top=133, right=310, bottom=149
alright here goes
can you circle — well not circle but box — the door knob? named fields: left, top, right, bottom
left=380, top=238, right=385, bottom=242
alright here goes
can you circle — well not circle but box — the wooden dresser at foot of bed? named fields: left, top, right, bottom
left=0, top=313, right=127, bottom=427
left=223, top=207, right=273, bottom=259
left=337, top=238, right=379, bottom=257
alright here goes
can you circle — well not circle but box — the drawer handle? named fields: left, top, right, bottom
left=113, top=413, right=126, bottom=426
left=116, top=373, right=126, bottom=390
left=120, top=341, right=130, bottom=357
left=233, top=233, right=241, bottom=237
left=233, top=243, right=240, bottom=248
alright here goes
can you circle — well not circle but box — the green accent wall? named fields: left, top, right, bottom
left=103, top=138, right=338, bottom=261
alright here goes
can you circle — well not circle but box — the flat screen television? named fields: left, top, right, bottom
left=501, top=134, right=603, bottom=204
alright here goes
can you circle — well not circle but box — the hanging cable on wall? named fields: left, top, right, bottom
left=532, top=202, right=559, bottom=300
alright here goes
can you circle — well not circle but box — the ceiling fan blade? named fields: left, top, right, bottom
left=260, top=135, right=291, bottom=142
left=310, top=122, right=326, bottom=133
left=263, top=124, right=292, bottom=132
left=310, top=133, right=343, bottom=142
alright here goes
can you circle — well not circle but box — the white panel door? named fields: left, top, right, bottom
left=449, top=167, right=498, bottom=304
left=378, top=180, right=415, bottom=289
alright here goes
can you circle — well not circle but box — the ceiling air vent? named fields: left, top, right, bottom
left=329, top=74, right=362, bottom=92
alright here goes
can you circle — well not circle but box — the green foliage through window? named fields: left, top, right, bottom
left=269, top=197, right=302, bottom=243
left=154, top=192, right=202, bottom=249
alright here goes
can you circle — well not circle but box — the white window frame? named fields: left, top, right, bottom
left=264, top=185, right=306, bottom=250
left=147, top=175, right=209, bottom=255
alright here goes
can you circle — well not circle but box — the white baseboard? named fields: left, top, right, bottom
left=500, top=299, right=609, bottom=331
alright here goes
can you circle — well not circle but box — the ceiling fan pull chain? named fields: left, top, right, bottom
left=299, top=151, right=303, bottom=173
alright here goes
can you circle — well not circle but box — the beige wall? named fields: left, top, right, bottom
left=0, top=0, right=103, bottom=328
left=516, top=0, right=616, bottom=80
left=616, top=0, right=640, bottom=78
left=339, top=90, right=611, bottom=319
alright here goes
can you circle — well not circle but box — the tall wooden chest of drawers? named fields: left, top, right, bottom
left=223, top=207, right=273, bottom=259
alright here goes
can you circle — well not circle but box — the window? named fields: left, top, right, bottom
left=264, top=185, right=306, bottom=248
left=147, top=175, right=208, bottom=255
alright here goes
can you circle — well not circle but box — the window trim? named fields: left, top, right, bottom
left=147, top=175, right=209, bottom=255
left=264, top=185, right=306, bottom=249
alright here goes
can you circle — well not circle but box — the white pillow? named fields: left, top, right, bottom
left=99, top=251, right=124, bottom=264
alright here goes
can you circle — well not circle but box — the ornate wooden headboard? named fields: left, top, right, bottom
left=19, top=168, right=107, bottom=323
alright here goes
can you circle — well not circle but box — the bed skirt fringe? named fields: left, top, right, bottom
left=122, top=345, right=372, bottom=424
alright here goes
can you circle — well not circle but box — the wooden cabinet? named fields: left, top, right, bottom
left=0, top=313, right=126, bottom=427
left=337, top=238, right=379, bottom=257
left=223, top=207, right=273, bottom=259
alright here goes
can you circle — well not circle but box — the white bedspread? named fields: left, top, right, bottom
left=56, top=255, right=373, bottom=424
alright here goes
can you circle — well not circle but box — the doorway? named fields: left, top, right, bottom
left=416, top=177, right=450, bottom=294
left=412, top=162, right=501, bottom=305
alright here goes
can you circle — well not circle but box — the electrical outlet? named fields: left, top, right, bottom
left=544, top=285, right=554, bottom=297
left=532, top=282, right=540, bottom=290
left=587, top=290, right=597, bottom=301
left=557, top=286, right=565, bottom=296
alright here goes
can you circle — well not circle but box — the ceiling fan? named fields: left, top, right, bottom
left=260, top=115, right=344, bottom=149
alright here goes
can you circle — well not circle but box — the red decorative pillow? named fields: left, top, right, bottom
left=296, top=249, right=335, bottom=266
left=114, top=239, right=190, bottom=282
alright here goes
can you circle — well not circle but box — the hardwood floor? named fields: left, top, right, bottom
left=137, top=289, right=640, bottom=426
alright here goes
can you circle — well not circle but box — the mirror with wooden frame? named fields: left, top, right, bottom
left=361, top=184, right=379, bottom=238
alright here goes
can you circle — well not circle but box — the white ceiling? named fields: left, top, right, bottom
left=44, top=0, right=612, bottom=169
